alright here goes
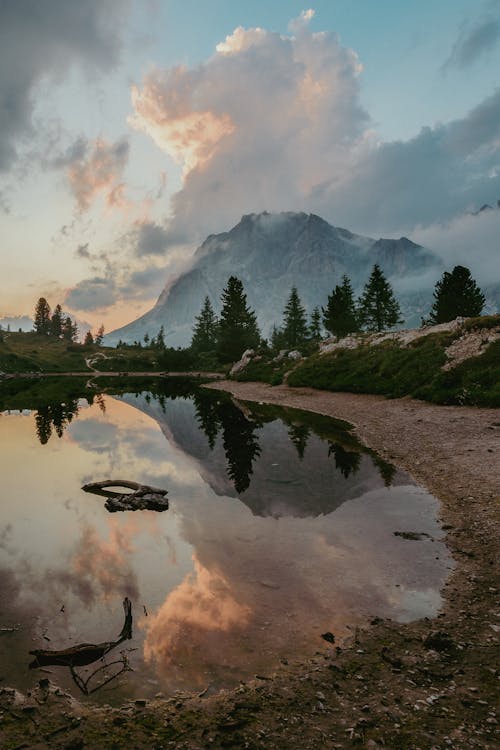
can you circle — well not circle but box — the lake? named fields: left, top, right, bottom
left=0, top=378, right=452, bottom=704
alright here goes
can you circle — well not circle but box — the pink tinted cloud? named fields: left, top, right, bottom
left=66, top=137, right=130, bottom=212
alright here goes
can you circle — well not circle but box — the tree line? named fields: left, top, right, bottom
left=26, top=262, right=483, bottom=365
left=32, top=297, right=104, bottom=345
left=187, top=263, right=485, bottom=363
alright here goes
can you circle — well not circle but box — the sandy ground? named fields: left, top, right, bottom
left=1, top=382, right=498, bottom=749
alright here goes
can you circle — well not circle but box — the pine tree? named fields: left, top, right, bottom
left=322, top=275, right=359, bottom=337
left=62, top=315, right=78, bottom=341
left=282, top=287, right=308, bottom=348
left=191, top=296, right=218, bottom=353
left=34, top=297, right=51, bottom=335
left=427, top=265, right=485, bottom=324
left=94, top=324, right=105, bottom=346
left=50, top=304, right=63, bottom=337
left=155, top=325, right=166, bottom=350
left=309, top=306, right=322, bottom=341
left=358, top=264, right=403, bottom=332
left=270, top=324, right=286, bottom=351
left=143, top=332, right=150, bottom=346
left=84, top=330, right=94, bottom=345
left=216, top=276, right=260, bottom=363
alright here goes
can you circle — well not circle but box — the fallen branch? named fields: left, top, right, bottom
left=29, top=597, right=132, bottom=670
left=81, top=480, right=168, bottom=512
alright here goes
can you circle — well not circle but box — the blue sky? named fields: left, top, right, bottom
left=0, top=0, right=499, bottom=331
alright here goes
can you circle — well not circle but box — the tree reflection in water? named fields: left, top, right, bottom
left=192, top=391, right=396, bottom=493
left=288, top=423, right=310, bottom=460
left=35, top=400, right=80, bottom=444
left=219, top=400, right=262, bottom=493
left=2, top=377, right=396, bottom=491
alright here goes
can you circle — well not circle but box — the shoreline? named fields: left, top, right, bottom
left=1, top=382, right=498, bottom=749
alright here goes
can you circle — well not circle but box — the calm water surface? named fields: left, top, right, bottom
left=0, top=381, right=452, bottom=704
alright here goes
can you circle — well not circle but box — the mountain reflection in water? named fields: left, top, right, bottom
left=0, top=378, right=452, bottom=703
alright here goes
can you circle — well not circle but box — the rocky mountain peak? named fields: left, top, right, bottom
left=106, top=211, right=443, bottom=347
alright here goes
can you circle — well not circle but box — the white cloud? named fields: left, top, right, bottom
left=130, top=19, right=370, bottom=244
left=129, top=15, right=500, bottom=258
left=412, top=208, right=500, bottom=288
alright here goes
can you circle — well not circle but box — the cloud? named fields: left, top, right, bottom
left=129, top=14, right=499, bottom=251
left=130, top=17, right=369, bottom=243
left=312, top=88, right=500, bottom=233
left=133, top=221, right=170, bottom=256
left=51, top=521, right=140, bottom=606
left=412, top=206, right=500, bottom=289
left=0, top=0, right=128, bottom=172
left=65, top=137, right=130, bottom=212
left=445, top=15, right=500, bottom=69
left=75, top=243, right=91, bottom=259
left=65, top=275, right=118, bottom=311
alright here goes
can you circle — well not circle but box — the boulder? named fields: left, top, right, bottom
left=230, top=349, right=255, bottom=375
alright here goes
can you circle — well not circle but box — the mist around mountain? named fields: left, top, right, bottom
left=0, top=315, right=34, bottom=332
left=105, top=212, right=445, bottom=347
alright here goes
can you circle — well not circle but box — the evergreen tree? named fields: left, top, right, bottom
left=94, top=324, right=105, bottom=346
left=270, top=324, right=286, bottom=351
left=155, top=325, right=166, bottom=350
left=143, top=332, right=150, bottom=346
left=322, top=275, right=359, bottom=337
left=282, top=287, right=308, bottom=348
left=358, top=264, right=403, bottom=332
left=62, top=315, right=78, bottom=341
left=191, top=296, right=218, bottom=353
left=309, top=306, right=322, bottom=341
left=216, top=276, right=260, bottom=363
left=84, top=330, right=94, bottom=345
left=50, top=304, right=63, bottom=337
left=427, top=265, right=485, bottom=324
left=34, top=297, right=51, bottom=335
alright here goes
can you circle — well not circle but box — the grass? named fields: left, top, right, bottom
left=0, top=332, right=182, bottom=374
left=286, top=331, right=500, bottom=406
left=0, top=332, right=91, bottom=372
left=235, top=357, right=295, bottom=385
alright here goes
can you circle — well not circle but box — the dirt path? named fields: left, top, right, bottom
left=1, top=383, right=498, bottom=749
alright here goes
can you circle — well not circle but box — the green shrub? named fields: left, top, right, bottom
left=287, top=333, right=499, bottom=407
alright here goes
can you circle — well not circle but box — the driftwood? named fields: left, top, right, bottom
left=81, top=480, right=169, bottom=512
left=29, top=597, right=132, bottom=669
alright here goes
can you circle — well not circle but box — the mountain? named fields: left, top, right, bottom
left=106, top=211, right=443, bottom=347
left=0, top=315, right=33, bottom=332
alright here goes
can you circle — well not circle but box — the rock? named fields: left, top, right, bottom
left=287, top=350, right=302, bottom=360
left=274, top=349, right=288, bottom=362
left=423, top=631, right=455, bottom=652
left=394, top=531, right=432, bottom=541
left=321, top=632, right=335, bottom=644
left=230, top=349, right=255, bottom=375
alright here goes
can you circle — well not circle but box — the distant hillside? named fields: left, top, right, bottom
left=106, top=212, right=443, bottom=347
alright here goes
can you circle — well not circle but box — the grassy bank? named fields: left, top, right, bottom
left=237, top=316, right=500, bottom=407
left=0, top=331, right=183, bottom=374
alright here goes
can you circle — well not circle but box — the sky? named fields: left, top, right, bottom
left=1, top=0, right=499, bottom=333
